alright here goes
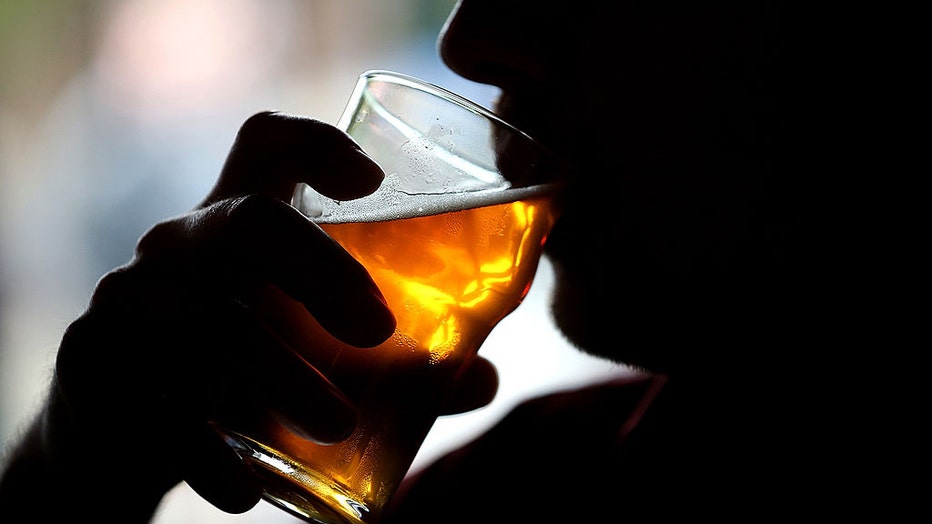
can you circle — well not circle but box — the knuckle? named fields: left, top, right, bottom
left=136, top=217, right=190, bottom=251
left=237, top=111, right=281, bottom=140
left=225, top=193, right=283, bottom=224
left=88, top=267, right=136, bottom=306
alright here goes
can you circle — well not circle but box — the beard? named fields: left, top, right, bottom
left=493, top=85, right=772, bottom=377
left=544, top=204, right=693, bottom=376
left=539, top=145, right=756, bottom=376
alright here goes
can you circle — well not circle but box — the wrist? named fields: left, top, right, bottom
left=0, top=380, right=170, bottom=522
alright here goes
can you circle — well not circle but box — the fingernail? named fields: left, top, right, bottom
left=315, top=147, right=385, bottom=201
left=347, top=147, right=386, bottom=194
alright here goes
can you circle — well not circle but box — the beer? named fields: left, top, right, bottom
left=222, top=183, right=560, bottom=524
left=217, top=69, right=568, bottom=524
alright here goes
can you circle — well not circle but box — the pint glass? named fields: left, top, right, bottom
left=219, top=70, right=565, bottom=524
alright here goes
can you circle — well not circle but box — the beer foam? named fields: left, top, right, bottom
left=299, top=175, right=559, bottom=224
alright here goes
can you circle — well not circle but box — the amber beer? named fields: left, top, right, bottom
left=228, top=182, right=560, bottom=524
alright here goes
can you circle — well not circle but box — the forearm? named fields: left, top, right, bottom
left=0, top=381, right=168, bottom=522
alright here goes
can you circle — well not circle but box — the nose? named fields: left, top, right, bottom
left=438, top=0, right=555, bottom=89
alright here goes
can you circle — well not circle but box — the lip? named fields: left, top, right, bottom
left=491, top=92, right=547, bottom=150
left=490, top=89, right=580, bottom=256
left=494, top=93, right=574, bottom=176
left=494, top=113, right=574, bottom=258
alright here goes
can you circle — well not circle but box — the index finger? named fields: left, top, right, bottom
left=200, top=111, right=385, bottom=207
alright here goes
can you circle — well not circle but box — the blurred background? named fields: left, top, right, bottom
left=0, top=1, right=630, bottom=522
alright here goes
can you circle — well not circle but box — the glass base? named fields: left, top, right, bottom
left=219, top=430, right=372, bottom=524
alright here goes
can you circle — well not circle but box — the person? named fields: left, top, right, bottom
left=0, top=0, right=802, bottom=521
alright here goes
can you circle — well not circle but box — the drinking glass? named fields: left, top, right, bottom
left=219, top=70, right=566, bottom=524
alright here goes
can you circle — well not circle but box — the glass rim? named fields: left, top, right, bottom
left=354, top=69, right=554, bottom=156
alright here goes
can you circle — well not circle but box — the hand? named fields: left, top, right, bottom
left=43, top=112, right=498, bottom=515
left=48, top=111, right=390, bottom=512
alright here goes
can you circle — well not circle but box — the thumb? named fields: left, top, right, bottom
left=201, top=111, right=385, bottom=206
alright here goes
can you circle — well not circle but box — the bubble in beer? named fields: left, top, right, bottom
left=442, top=212, right=465, bottom=236
left=393, top=331, right=418, bottom=353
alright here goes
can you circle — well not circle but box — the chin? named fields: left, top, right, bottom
left=545, top=252, right=670, bottom=375
left=544, top=215, right=712, bottom=377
